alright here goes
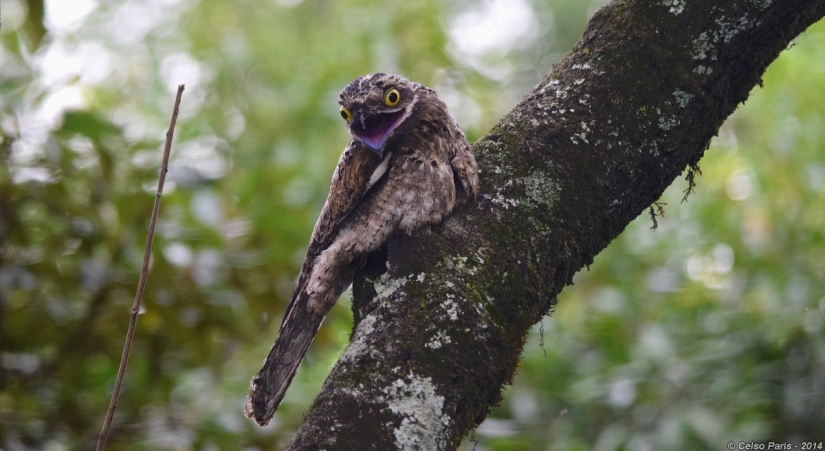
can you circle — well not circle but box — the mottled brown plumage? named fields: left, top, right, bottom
left=245, top=73, right=478, bottom=425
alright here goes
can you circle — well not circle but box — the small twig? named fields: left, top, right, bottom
left=96, top=84, right=185, bottom=451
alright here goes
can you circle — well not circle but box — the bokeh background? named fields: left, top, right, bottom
left=1, top=0, right=824, bottom=449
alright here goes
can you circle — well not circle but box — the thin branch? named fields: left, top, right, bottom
left=96, top=84, right=185, bottom=451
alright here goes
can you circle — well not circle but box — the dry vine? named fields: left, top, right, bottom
left=96, top=84, right=185, bottom=451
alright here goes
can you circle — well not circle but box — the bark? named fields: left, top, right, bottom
left=288, top=1, right=825, bottom=449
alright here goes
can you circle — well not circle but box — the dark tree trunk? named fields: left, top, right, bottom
left=288, top=1, right=825, bottom=449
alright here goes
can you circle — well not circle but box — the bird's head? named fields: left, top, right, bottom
left=338, top=73, right=418, bottom=157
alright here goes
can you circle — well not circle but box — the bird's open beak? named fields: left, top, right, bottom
left=350, top=109, right=406, bottom=156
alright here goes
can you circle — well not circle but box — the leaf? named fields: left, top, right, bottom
left=57, top=110, right=122, bottom=141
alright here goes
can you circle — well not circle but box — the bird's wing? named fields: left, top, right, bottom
left=449, top=129, right=479, bottom=203
left=281, top=139, right=384, bottom=331
left=245, top=140, right=385, bottom=425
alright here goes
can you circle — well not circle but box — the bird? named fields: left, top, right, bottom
left=245, top=73, right=478, bottom=426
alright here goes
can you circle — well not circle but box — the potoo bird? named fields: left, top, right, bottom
left=245, top=73, right=478, bottom=426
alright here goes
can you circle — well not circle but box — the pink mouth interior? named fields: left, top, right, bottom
left=352, top=110, right=405, bottom=150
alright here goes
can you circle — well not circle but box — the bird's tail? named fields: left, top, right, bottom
left=245, top=302, right=323, bottom=426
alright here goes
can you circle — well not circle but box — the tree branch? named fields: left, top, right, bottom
left=287, top=2, right=825, bottom=449
left=96, top=84, right=184, bottom=451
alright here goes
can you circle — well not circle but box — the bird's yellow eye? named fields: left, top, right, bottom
left=340, top=105, right=352, bottom=122
left=384, top=89, right=401, bottom=107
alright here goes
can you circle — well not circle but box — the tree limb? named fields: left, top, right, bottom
left=287, top=2, right=825, bottom=449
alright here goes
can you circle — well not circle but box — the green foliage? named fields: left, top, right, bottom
left=1, top=0, right=823, bottom=449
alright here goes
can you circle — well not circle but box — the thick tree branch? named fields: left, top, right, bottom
left=288, top=2, right=825, bottom=449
